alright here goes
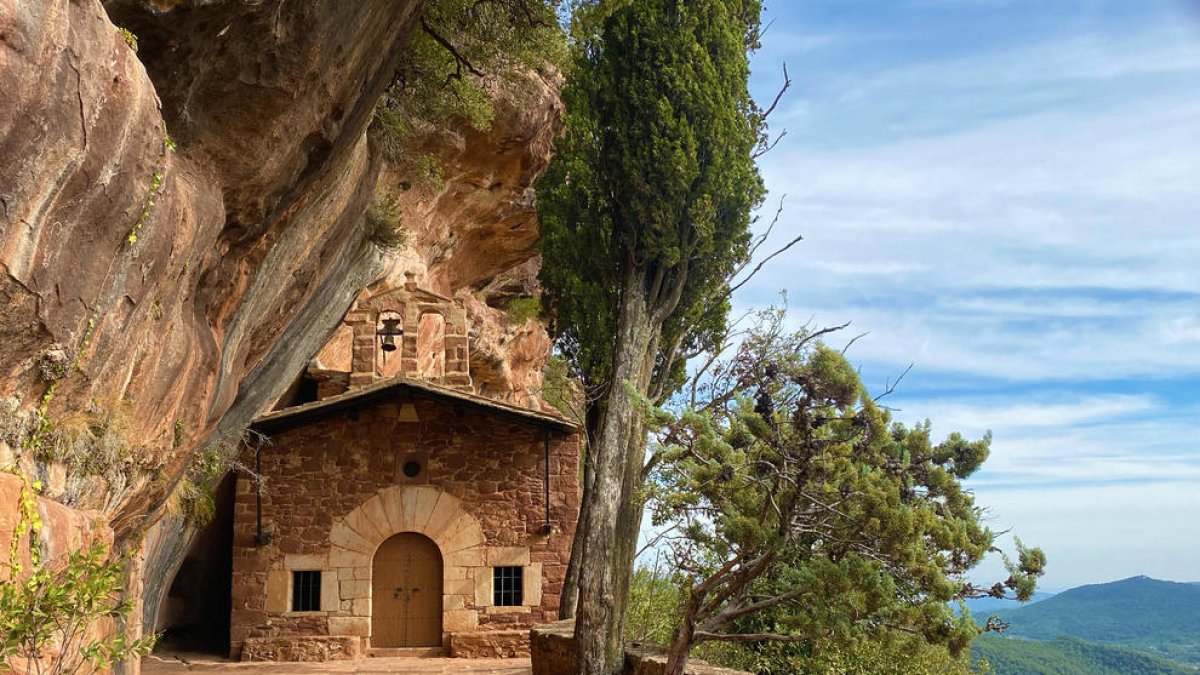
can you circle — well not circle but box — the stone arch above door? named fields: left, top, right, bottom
left=325, top=486, right=487, bottom=639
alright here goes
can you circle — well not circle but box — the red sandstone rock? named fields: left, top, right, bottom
left=0, top=1, right=564, bottom=666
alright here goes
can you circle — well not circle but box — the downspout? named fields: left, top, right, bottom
left=254, top=440, right=265, bottom=546
left=542, top=429, right=553, bottom=535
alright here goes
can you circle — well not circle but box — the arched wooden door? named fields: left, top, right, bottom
left=371, top=533, right=443, bottom=647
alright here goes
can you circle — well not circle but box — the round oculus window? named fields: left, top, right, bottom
left=402, top=460, right=422, bottom=478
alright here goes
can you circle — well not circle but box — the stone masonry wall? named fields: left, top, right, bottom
left=229, top=396, right=579, bottom=659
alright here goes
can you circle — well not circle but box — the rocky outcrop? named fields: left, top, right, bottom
left=0, top=0, right=562, bottom=659
left=314, top=69, right=563, bottom=406
left=1, top=0, right=423, bottom=521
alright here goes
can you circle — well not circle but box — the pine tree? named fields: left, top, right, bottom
left=645, top=308, right=1045, bottom=674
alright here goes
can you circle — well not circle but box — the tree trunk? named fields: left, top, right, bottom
left=573, top=266, right=659, bottom=675
left=559, top=401, right=600, bottom=618
left=609, top=386, right=655, bottom=651
left=663, top=590, right=703, bottom=675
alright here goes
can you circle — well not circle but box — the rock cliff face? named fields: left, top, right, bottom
left=0, top=0, right=559, bottom=654
left=350, top=71, right=561, bottom=406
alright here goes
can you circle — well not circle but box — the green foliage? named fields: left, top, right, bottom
left=0, top=471, right=156, bottom=673
left=126, top=170, right=162, bottom=247
left=127, top=127, right=175, bottom=247
left=537, top=0, right=765, bottom=397
left=372, top=0, right=564, bottom=168
left=117, top=27, right=138, bottom=52
left=172, top=419, right=188, bottom=449
left=171, top=448, right=230, bottom=528
left=644, top=307, right=1044, bottom=668
left=627, top=562, right=990, bottom=674
left=626, top=560, right=686, bottom=647
left=971, top=635, right=1195, bottom=675
left=991, top=576, right=1200, bottom=665
left=756, top=633, right=989, bottom=675
left=540, top=355, right=583, bottom=423
left=504, top=296, right=541, bottom=325
left=365, top=194, right=405, bottom=250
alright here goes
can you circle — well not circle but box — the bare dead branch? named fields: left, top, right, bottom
left=795, top=321, right=852, bottom=353
left=841, top=331, right=869, bottom=355
left=874, top=362, right=914, bottom=402
left=727, top=233, right=804, bottom=296
left=760, top=62, right=791, bottom=121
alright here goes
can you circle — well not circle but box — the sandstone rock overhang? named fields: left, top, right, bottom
left=251, top=375, right=577, bottom=436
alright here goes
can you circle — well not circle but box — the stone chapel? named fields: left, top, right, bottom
left=223, top=278, right=581, bottom=661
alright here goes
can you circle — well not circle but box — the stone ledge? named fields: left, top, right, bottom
left=530, top=620, right=748, bottom=675
left=241, top=636, right=361, bottom=662
left=449, top=629, right=531, bottom=658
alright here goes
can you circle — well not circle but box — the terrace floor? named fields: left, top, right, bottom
left=141, top=652, right=533, bottom=675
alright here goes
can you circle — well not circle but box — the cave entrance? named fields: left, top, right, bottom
left=154, top=473, right=235, bottom=656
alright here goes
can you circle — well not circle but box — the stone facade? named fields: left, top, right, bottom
left=315, top=276, right=473, bottom=392
left=448, top=630, right=531, bottom=659
left=229, top=390, right=579, bottom=661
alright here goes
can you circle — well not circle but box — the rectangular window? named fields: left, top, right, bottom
left=493, top=566, right=524, bottom=607
left=292, top=570, right=321, bottom=612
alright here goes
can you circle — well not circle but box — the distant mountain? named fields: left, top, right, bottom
left=972, top=635, right=1197, bottom=675
left=963, top=591, right=1055, bottom=617
left=993, top=576, right=1200, bottom=665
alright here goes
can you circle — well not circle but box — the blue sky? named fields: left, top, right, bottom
left=737, top=0, right=1200, bottom=591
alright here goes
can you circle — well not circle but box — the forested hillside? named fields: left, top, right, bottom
left=973, top=636, right=1196, bottom=675
left=994, top=576, right=1200, bottom=665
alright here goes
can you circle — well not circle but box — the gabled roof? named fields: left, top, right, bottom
left=251, top=375, right=577, bottom=435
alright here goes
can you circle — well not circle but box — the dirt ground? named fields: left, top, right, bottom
left=141, top=652, right=533, bottom=675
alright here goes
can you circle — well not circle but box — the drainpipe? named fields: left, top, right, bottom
left=254, top=440, right=266, bottom=546
left=542, top=429, right=553, bottom=535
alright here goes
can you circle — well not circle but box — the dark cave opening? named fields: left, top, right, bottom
left=154, top=473, right=235, bottom=656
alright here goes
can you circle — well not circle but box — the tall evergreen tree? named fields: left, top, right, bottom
left=536, top=0, right=766, bottom=672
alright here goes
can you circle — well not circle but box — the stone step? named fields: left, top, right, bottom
left=368, top=647, right=449, bottom=658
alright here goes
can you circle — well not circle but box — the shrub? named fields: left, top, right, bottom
left=365, top=195, right=405, bottom=250
left=0, top=471, right=156, bottom=673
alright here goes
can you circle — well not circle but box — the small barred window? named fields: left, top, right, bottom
left=292, top=570, right=321, bottom=612
left=493, top=566, right=523, bottom=607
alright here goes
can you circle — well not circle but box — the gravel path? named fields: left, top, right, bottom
left=141, top=653, right=533, bottom=675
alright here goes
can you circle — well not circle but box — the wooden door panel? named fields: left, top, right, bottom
left=371, top=532, right=443, bottom=648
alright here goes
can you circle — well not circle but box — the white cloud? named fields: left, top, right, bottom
left=969, top=482, right=1200, bottom=588
left=907, top=394, right=1156, bottom=431
left=722, top=8, right=1200, bottom=590
left=740, top=73, right=1200, bottom=381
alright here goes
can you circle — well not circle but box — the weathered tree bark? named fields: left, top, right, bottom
left=573, top=266, right=662, bottom=675
left=559, top=400, right=598, bottom=618
left=663, top=591, right=704, bottom=675
left=609, top=383, right=654, bottom=646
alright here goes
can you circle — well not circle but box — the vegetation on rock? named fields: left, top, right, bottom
left=372, top=0, right=565, bottom=168
left=365, top=195, right=406, bottom=250
left=0, top=472, right=155, bottom=674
